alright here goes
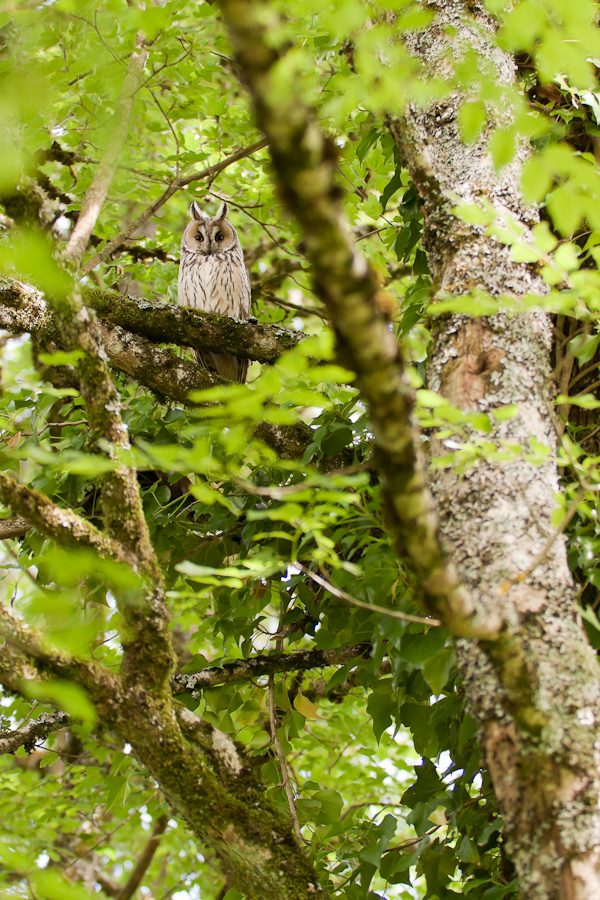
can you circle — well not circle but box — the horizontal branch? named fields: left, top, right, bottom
left=171, top=642, right=371, bottom=696
left=0, top=711, right=69, bottom=756
left=0, top=517, right=30, bottom=539
left=84, top=286, right=302, bottom=362
left=0, top=279, right=349, bottom=465
left=0, top=277, right=303, bottom=364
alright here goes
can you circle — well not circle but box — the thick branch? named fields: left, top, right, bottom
left=0, top=279, right=342, bottom=463
left=82, top=286, right=303, bottom=362
left=0, top=278, right=302, bottom=364
left=0, top=517, right=29, bottom=539
left=0, top=471, right=137, bottom=567
left=81, top=138, right=268, bottom=275
left=217, top=0, right=490, bottom=639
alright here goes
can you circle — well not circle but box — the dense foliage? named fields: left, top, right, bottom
left=2, top=1, right=600, bottom=899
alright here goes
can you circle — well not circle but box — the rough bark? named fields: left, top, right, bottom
left=0, top=278, right=345, bottom=464
left=388, top=3, right=600, bottom=898
left=0, top=711, right=69, bottom=755
left=172, top=642, right=372, bottom=696
left=0, top=278, right=303, bottom=365
left=217, top=0, right=600, bottom=897
left=217, top=0, right=491, bottom=640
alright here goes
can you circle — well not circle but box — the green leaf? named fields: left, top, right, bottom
left=458, top=101, right=487, bottom=144
left=321, top=424, right=354, bottom=455
left=489, top=129, right=516, bottom=170
left=367, top=691, right=394, bottom=743
left=569, top=333, right=600, bottom=364
left=398, top=629, right=447, bottom=665
left=456, top=835, right=480, bottom=863
left=21, top=680, right=97, bottom=724
left=313, top=788, right=344, bottom=824
left=422, top=648, right=456, bottom=695
left=381, top=167, right=403, bottom=211
left=556, top=393, right=600, bottom=409
left=32, top=869, right=96, bottom=900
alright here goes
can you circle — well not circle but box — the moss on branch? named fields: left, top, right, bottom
left=217, top=0, right=486, bottom=638
left=82, top=286, right=302, bottom=362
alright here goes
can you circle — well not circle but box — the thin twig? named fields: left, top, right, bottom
left=63, top=800, right=157, bottom=871
left=81, top=138, right=268, bottom=274
left=268, top=673, right=303, bottom=847
left=294, top=563, right=441, bottom=626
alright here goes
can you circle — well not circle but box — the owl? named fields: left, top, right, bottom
left=178, top=200, right=251, bottom=383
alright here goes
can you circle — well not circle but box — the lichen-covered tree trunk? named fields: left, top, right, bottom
left=390, top=2, right=600, bottom=897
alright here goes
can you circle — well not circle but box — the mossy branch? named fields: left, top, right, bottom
left=217, top=0, right=495, bottom=640
left=0, top=278, right=302, bottom=364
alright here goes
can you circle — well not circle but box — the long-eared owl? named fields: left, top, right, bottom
left=178, top=200, right=251, bottom=383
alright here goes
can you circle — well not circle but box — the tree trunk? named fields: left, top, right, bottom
left=390, top=2, right=600, bottom=897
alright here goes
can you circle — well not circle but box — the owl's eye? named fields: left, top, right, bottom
left=195, top=233, right=204, bottom=242
left=215, top=232, right=224, bottom=242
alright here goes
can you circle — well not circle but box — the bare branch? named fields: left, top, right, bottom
left=171, top=642, right=371, bottom=696
left=0, top=517, right=29, bottom=540
left=268, top=674, right=303, bottom=846
left=64, top=33, right=149, bottom=268
left=114, top=814, right=169, bottom=900
left=81, top=138, right=268, bottom=275
left=0, top=711, right=69, bottom=756
left=295, top=563, right=441, bottom=626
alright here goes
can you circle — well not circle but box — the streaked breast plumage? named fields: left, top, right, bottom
left=177, top=200, right=251, bottom=383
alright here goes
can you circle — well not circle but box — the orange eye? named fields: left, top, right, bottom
left=195, top=233, right=204, bottom=242
left=215, top=232, right=224, bottom=242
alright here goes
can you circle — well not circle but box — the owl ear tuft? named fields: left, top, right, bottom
left=189, top=201, right=204, bottom=221
left=215, top=200, right=228, bottom=220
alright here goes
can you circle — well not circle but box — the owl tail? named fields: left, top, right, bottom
left=193, top=349, right=248, bottom=384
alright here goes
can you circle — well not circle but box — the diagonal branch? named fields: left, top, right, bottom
left=217, top=0, right=496, bottom=640
left=64, top=33, right=149, bottom=268
left=81, top=138, right=268, bottom=275
left=114, top=815, right=169, bottom=900
left=0, top=600, right=121, bottom=703
left=0, top=471, right=138, bottom=568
